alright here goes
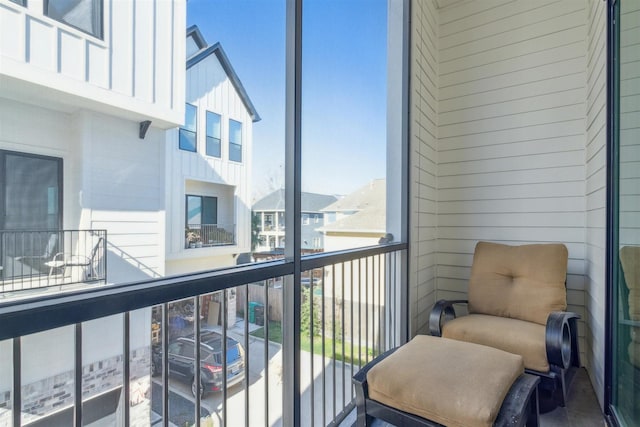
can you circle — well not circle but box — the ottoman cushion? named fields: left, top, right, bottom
left=367, top=335, right=524, bottom=427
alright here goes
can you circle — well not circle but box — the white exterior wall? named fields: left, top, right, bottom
left=83, top=111, right=167, bottom=283
left=409, top=0, right=439, bottom=336
left=0, top=100, right=167, bottom=284
left=0, top=0, right=185, bottom=128
left=585, top=0, right=608, bottom=408
left=165, top=52, right=253, bottom=270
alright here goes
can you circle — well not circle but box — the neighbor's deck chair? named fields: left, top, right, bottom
left=429, top=241, right=580, bottom=409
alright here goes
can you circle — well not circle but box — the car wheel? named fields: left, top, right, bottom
left=192, top=378, right=204, bottom=399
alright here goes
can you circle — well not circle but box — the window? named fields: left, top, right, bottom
left=302, top=214, right=309, bottom=225
left=314, top=214, right=319, bottom=224
left=186, top=195, right=217, bottom=226
left=9, top=0, right=26, bottom=6
left=206, top=111, right=221, bottom=157
left=179, top=104, right=197, bottom=152
left=229, top=119, right=242, bottom=162
left=45, top=0, right=103, bottom=39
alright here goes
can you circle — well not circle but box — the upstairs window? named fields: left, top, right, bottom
left=179, top=104, right=197, bottom=152
left=45, top=0, right=103, bottom=39
left=229, top=119, right=242, bottom=162
left=206, top=111, right=221, bottom=158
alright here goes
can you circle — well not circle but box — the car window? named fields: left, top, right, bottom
left=180, top=341, right=195, bottom=357
left=168, top=342, right=182, bottom=355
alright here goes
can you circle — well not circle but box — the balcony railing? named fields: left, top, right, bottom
left=185, top=224, right=235, bottom=249
left=0, top=243, right=405, bottom=427
left=0, top=229, right=107, bottom=294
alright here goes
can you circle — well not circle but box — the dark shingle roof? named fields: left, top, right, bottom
left=186, top=25, right=260, bottom=122
left=253, top=189, right=338, bottom=212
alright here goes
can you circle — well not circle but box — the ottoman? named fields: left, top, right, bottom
left=353, top=335, right=540, bottom=427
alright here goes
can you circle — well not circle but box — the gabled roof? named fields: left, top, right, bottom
left=186, top=25, right=261, bottom=123
left=253, top=189, right=338, bottom=213
left=321, top=179, right=385, bottom=212
left=318, top=179, right=386, bottom=233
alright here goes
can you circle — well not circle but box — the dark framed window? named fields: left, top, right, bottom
left=9, top=0, right=27, bottom=6
left=229, top=119, right=242, bottom=162
left=0, top=150, right=62, bottom=231
left=44, top=0, right=103, bottom=39
left=179, top=104, right=198, bottom=152
left=206, top=111, right=221, bottom=158
left=186, top=195, right=217, bottom=227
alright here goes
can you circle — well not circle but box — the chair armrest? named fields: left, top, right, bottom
left=428, top=300, right=468, bottom=337
left=545, top=311, right=581, bottom=369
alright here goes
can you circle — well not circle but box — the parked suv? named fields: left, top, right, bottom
left=152, top=331, right=245, bottom=397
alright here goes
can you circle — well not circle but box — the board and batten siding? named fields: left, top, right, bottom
left=585, top=0, right=607, bottom=408
left=0, top=0, right=185, bottom=127
left=165, top=51, right=253, bottom=261
left=410, top=0, right=439, bottom=335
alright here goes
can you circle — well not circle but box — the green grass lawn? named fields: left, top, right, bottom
left=250, top=321, right=374, bottom=366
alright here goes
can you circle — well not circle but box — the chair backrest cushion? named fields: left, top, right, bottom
left=620, top=246, right=640, bottom=321
left=468, top=241, right=568, bottom=325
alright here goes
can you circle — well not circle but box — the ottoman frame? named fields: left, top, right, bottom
left=353, top=347, right=540, bottom=427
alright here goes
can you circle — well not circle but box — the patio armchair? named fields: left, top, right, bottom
left=45, top=237, right=105, bottom=283
left=429, top=241, right=580, bottom=409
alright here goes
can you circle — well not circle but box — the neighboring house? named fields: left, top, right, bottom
left=0, top=0, right=185, bottom=424
left=164, top=26, right=260, bottom=276
left=319, top=179, right=387, bottom=252
left=253, top=189, right=338, bottom=252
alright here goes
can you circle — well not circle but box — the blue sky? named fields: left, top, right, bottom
left=187, top=0, right=387, bottom=198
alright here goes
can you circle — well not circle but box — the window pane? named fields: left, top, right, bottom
left=202, top=197, right=217, bottom=225
left=186, top=196, right=202, bottom=226
left=206, top=137, right=221, bottom=157
left=184, top=104, right=197, bottom=132
left=179, top=130, right=197, bottom=152
left=206, top=112, right=221, bottom=157
left=229, top=120, right=242, bottom=162
left=45, top=0, right=102, bottom=38
left=229, top=142, right=242, bottom=163
left=302, top=0, right=388, bottom=253
left=613, top=0, right=640, bottom=424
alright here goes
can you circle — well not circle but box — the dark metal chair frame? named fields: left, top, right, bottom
left=353, top=346, right=541, bottom=427
left=429, top=300, right=580, bottom=408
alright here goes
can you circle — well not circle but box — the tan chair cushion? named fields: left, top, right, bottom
left=468, top=241, right=568, bottom=325
left=367, top=335, right=524, bottom=427
left=442, top=314, right=549, bottom=372
left=620, top=246, right=640, bottom=321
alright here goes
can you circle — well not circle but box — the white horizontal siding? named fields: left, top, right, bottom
left=434, top=1, right=588, bottom=337
left=410, top=0, right=439, bottom=336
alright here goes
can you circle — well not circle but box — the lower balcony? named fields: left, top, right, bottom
left=0, top=229, right=107, bottom=297
left=185, top=224, right=236, bottom=249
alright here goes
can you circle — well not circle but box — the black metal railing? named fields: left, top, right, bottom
left=0, top=243, right=405, bottom=427
left=185, top=224, right=235, bottom=248
left=0, top=229, right=107, bottom=294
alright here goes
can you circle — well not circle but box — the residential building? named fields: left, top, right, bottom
left=253, top=189, right=337, bottom=252
left=164, top=25, right=259, bottom=276
left=319, top=178, right=386, bottom=252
